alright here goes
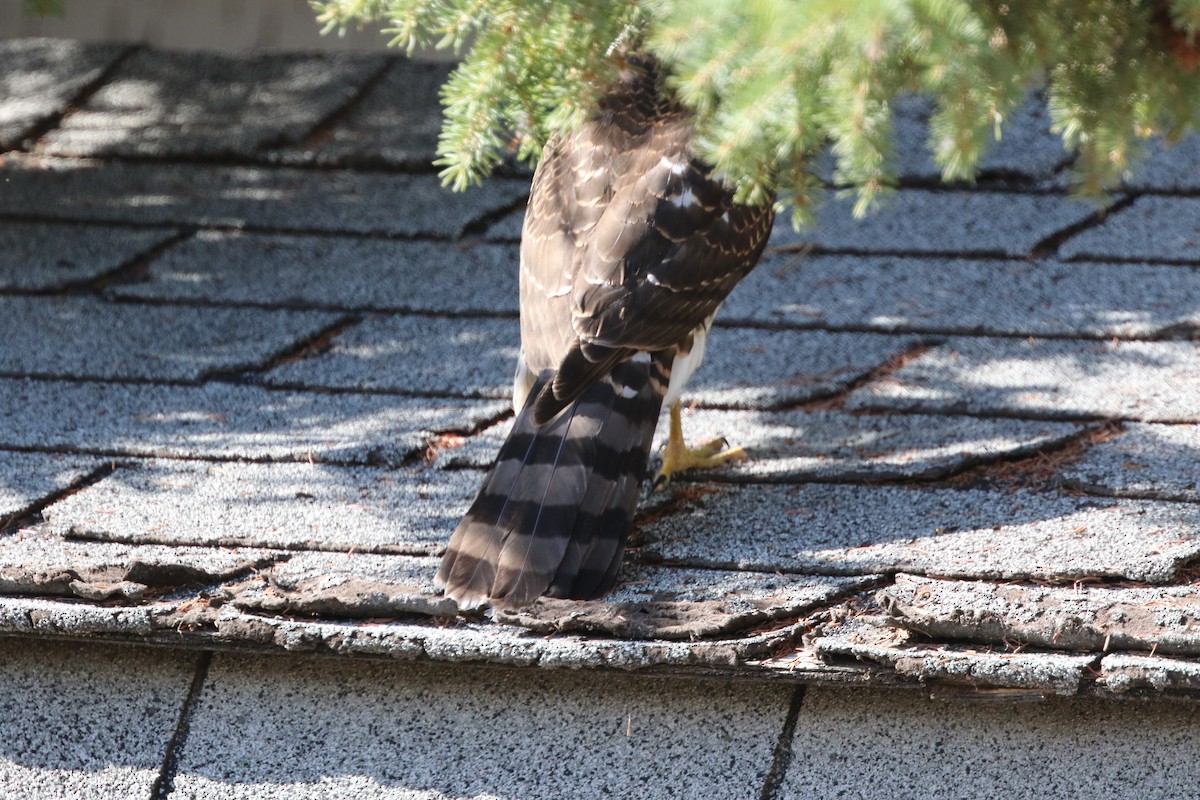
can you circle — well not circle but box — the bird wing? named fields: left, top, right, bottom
left=533, top=97, right=775, bottom=422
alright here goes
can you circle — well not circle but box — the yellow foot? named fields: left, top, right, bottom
left=653, top=401, right=747, bottom=491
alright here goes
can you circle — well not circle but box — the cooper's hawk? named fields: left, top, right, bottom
left=436, top=54, right=775, bottom=610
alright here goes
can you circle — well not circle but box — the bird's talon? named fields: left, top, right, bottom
left=653, top=403, right=747, bottom=491
left=694, top=437, right=731, bottom=458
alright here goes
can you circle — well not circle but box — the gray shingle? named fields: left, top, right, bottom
left=483, top=207, right=525, bottom=242
left=0, top=295, right=338, bottom=381
left=643, top=483, right=1200, bottom=583
left=1061, top=422, right=1200, bottom=502
left=683, top=327, right=927, bottom=409
left=0, top=155, right=528, bottom=238
left=0, top=594, right=161, bottom=636
left=39, top=49, right=387, bottom=158
left=723, top=252, right=1200, bottom=338
left=171, top=653, right=791, bottom=800
left=110, top=231, right=520, bottom=312
left=496, top=567, right=875, bottom=640
left=232, top=551, right=456, bottom=617
left=0, top=638, right=195, bottom=800
left=806, top=615, right=1093, bottom=695
left=882, top=574, right=1200, bottom=655
left=846, top=337, right=1200, bottom=422
left=0, top=527, right=273, bottom=601
left=230, top=551, right=875, bottom=638
left=448, top=407, right=1086, bottom=483
left=0, top=38, right=128, bottom=148
left=0, top=592, right=810, bottom=672
left=264, top=314, right=520, bottom=397
left=782, top=686, right=1200, bottom=799
left=0, top=220, right=178, bottom=291
left=1122, top=134, right=1200, bottom=192
left=652, top=408, right=1086, bottom=482
left=0, top=377, right=507, bottom=464
left=44, top=459, right=476, bottom=555
left=0, top=450, right=102, bottom=522
left=1101, top=653, right=1200, bottom=694
left=263, top=315, right=924, bottom=409
left=1059, top=195, right=1200, bottom=263
left=768, top=189, right=1103, bottom=257
left=268, top=59, right=451, bottom=168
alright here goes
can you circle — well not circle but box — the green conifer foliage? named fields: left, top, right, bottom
left=22, top=0, right=64, bottom=16
left=313, top=0, right=1200, bottom=222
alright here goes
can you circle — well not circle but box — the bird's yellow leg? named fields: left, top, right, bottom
left=653, top=400, right=746, bottom=490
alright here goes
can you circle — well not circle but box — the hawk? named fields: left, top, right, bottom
left=436, top=54, right=775, bottom=610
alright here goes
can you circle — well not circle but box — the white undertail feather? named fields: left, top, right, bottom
left=664, top=320, right=710, bottom=408
left=512, top=352, right=535, bottom=412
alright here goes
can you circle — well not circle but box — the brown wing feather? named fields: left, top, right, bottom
left=536, top=124, right=773, bottom=414
left=531, top=57, right=774, bottom=419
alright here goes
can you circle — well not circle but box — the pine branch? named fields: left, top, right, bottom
left=312, top=0, right=1200, bottom=224
left=22, top=0, right=64, bottom=17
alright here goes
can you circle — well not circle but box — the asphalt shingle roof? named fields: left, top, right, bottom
left=3, top=34, right=1200, bottom=800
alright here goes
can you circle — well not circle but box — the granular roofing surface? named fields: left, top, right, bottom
left=3, top=35, right=1200, bottom=800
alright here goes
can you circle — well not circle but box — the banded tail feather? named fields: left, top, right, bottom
left=436, top=355, right=671, bottom=611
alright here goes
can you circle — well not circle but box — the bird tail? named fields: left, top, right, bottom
left=436, top=356, right=668, bottom=611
